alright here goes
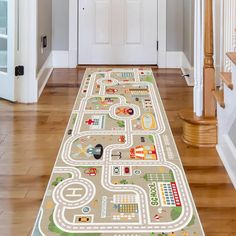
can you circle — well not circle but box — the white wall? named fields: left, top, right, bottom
left=166, top=0, right=184, bottom=52
left=183, top=0, right=194, bottom=66
left=52, top=0, right=69, bottom=51
left=37, top=0, right=52, bottom=72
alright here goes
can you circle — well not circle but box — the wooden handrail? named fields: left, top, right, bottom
left=203, top=0, right=216, bottom=118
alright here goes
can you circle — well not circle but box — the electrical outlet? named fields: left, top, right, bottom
left=42, top=36, right=47, bottom=48
left=41, top=35, right=47, bottom=54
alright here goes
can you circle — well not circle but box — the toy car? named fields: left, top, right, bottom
left=106, top=88, right=118, bottom=94
left=78, top=217, right=90, bottom=223
left=114, top=167, right=120, bottom=174
left=84, top=168, right=97, bottom=176
left=118, top=135, right=125, bottom=143
left=124, top=167, right=130, bottom=174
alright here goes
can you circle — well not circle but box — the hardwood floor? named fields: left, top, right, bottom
left=0, top=68, right=235, bottom=236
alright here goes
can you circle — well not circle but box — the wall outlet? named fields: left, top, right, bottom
left=40, top=35, right=47, bottom=54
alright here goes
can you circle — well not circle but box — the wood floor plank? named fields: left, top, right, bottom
left=0, top=67, right=235, bottom=235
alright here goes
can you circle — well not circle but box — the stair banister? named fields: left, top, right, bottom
left=179, top=0, right=217, bottom=147
left=203, top=0, right=216, bottom=117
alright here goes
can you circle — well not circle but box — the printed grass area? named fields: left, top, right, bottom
left=187, top=215, right=196, bottom=227
left=143, top=76, right=155, bottom=83
left=117, top=120, right=125, bottom=127
left=171, top=207, right=182, bottom=220
left=148, top=135, right=155, bottom=143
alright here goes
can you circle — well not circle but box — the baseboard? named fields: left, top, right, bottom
left=52, top=51, right=69, bottom=68
left=165, top=51, right=182, bottom=68
left=181, top=52, right=194, bottom=86
left=37, top=52, right=53, bottom=98
left=217, top=135, right=236, bottom=189
left=51, top=50, right=193, bottom=73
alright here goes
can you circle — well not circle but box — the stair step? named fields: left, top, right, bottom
left=227, top=52, right=236, bottom=65
left=220, top=72, right=233, bottom=90
left=212, top=89, right=225, bottom=108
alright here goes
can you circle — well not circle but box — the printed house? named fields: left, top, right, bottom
left=130, top=145, right=157, bottom=160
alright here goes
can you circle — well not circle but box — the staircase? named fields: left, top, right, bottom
left=179, top=0, right=236, bottom=188
left=215, top=52, right=236, bottom=188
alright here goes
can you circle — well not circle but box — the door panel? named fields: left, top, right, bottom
left=79, top=0, right=158, bottom=65
left=0, top=0, right=16, bottom=101
left=125, top=0, right=142, bottom=44
left=95, top=1, right=111, bottom=44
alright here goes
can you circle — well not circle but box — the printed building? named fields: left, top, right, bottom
left=90, top=115, right=106, bottom=130
left=118, top=204, right=139, bottom=213
left=113, top=194, right=138, bottom=204
left=158, top=182, right=181, bottom=207
left=128, top=87, right=149, bottom=97
left=130, top=145, right=158, bottom=160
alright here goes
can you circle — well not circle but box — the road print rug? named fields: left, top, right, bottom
left=32, top=68, right=205, bottom=236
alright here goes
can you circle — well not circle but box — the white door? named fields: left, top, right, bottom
left=0, top=0, right=16, bottom=101
left=78, top=0, right=158, bottom=65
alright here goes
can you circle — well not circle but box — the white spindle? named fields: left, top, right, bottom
left=233, top=0, right=236, bottom=51
left=194, top=0, right=204, bottom=116
left=223, top=0, right=236, bottom=72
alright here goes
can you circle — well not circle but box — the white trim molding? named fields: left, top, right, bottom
left=37, top=52, right=53, bottom=98
left=69, top=0, right=78, bottom=68
left=181, top=53, right=194, bottom=86
left=216, top=62, right=236, bottom=189
left=217, top=136, right=236, bottom=189
left=52, top=51, right=69, bottom=68
left=165, top=52, right=182, bottom=68
left=15, top=0, right=38, bottom=103
left=157, top=0, right=167, bottom=67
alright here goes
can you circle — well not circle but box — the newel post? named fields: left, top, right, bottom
left=203, top=0, right=216, bottom=117
left=178, top=0, right=217, bottom=147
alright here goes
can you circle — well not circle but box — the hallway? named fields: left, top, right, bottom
left=0, top=68, right=235, bottom=235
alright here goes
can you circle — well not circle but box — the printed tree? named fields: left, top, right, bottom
left=120, top=179, right=128, bottom=184
left=143, top=174, right=148, bottom=181
left=117, top=120, right=125, bottom=128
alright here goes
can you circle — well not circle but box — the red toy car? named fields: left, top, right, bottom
left=124, top=167, right=130, bottom=174
left=118, top=136, right=126, bottom=143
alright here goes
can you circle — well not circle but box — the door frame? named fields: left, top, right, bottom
left=0, top=0, right=16, bottom=101
left=0, top=0, right=38, bottom=103
left=68, top=0, right=167, bottom=67
left=15, top=0, right=38, bottom=103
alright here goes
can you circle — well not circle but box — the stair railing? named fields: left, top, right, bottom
left=222, top=0, right=236, bottom=72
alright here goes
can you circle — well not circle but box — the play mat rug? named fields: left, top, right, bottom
left=32, top=68, right=204, bottom=236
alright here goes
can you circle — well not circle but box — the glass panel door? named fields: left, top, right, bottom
left=0, top=0, right=7, bottom=73
left=0, top=0, right=16, bottom=101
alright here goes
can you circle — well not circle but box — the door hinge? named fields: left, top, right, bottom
left=157, top=41, right=159, bottom=51
left=15, top=66, right=24, bottom=77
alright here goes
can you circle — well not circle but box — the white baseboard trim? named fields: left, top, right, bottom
left=52, top=51, right=69, bottom=68
left=165, top=51, right=182, bottom=68
left=37, top=52, right=53, bottom=98
left=51, top=50, right=194, bottom=76
left=181, top=52, right=194, bottom=86
left=217, top=135, right=236, bottom=189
